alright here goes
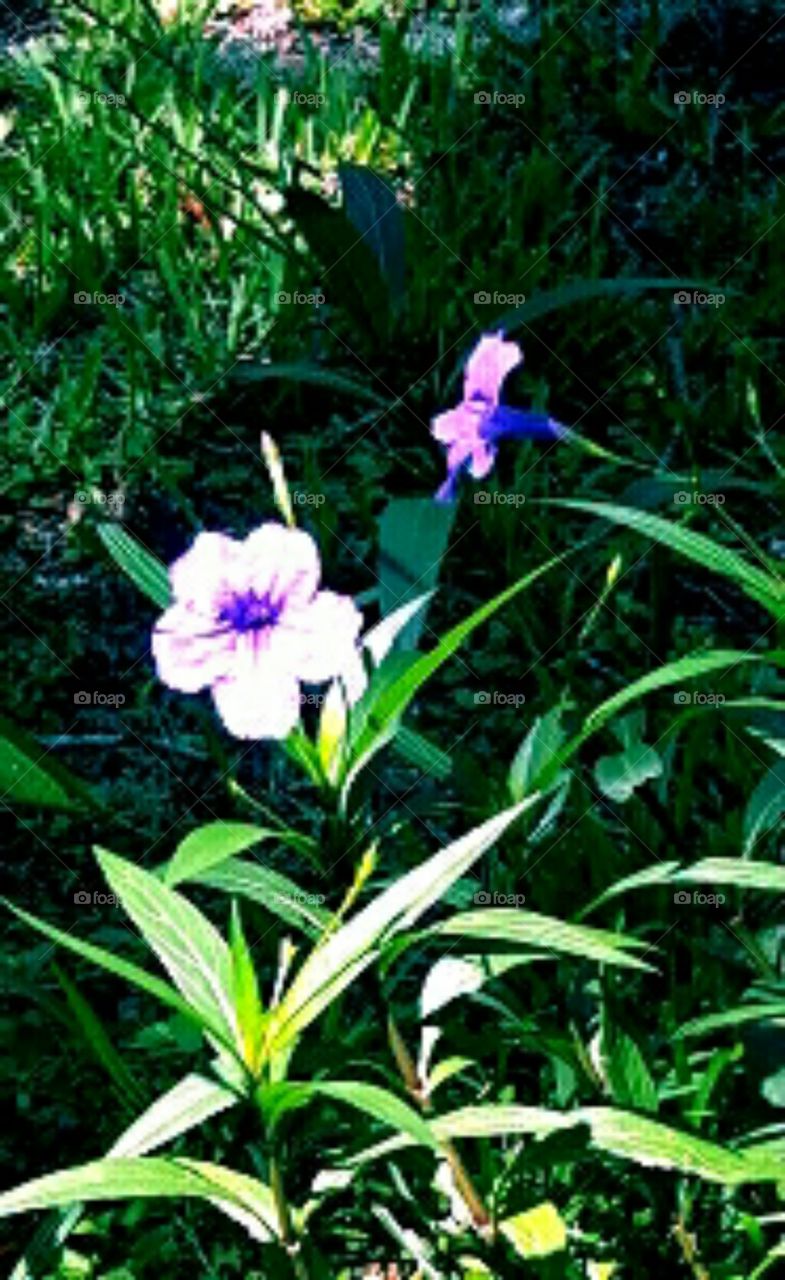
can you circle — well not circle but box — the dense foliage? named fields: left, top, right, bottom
left=2, top=1, right=785, bottom=1277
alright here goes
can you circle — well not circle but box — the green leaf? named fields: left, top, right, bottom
left=601, top=1023, right=658, bottom=1113
left=509, top=703, right=570, bottom=801
left=197, top=858, right=332, bottom=938
left=3, top=898, right=231, bottom=1049
left=594, top=743, right=663, bottom=802
left=499, top=1202, right=567, bottom=1259
left=431, top=909, right=654, bottom=971
left=229, top=904, right=265, bottom=1074
left=339, top=163, right=405, bottom=308
left=307, top=1082, right=440, bottom=1151
left=420, top=954, right=533, bottom=1019
left=744, top=761, right=785, bottom=855
left=96, top=848, right=239, bottom=1050
left=54, top=965, right=145, bottom=1110
left=348, top=554, right=562, bottom=778
left=551, top=500, right=782, bottom=615
left=231, top=361, right=386, bottom=406
left=284, top=186, right=390, bottom=338
left=109, top=1074, right=239, bottom=1156
left=164, top=822, right=293, bottom=888
left=97, top=525, right=171, bottom=608
left=0, top=713, right=95, bottom=812
left=431, top=1106, right=773, bottom=1183
left=495, top=276, right=710, bottom=334
left=377, top=498, right=455, bottom=650
left=268, top=799, right=539, bottom=1052
left=677, top=1004, right=785, bottom=1040
left=0, top=1158, right=279, bottom=1241
left=674, top=859, right=785, bottom=892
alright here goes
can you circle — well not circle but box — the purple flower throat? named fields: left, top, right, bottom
left=219, top=590, right=283, bottom=633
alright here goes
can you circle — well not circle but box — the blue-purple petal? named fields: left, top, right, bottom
left=481, top=407, right=565, bottom=444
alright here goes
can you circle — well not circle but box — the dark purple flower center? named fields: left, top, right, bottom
left=219, top=591, right=282, bottom=634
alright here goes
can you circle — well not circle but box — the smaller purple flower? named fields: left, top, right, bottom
left=431, top=332, right=563, bottom=500
left=152, top=523, right=363, bottom=740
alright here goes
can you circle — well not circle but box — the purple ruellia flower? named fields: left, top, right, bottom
left=431, top=332, right=563, bottom=500
left=152, top=524, right=363, bottom=740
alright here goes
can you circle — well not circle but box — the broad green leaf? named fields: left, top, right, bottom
left=0, top=714, right=95, bottom=812
left=97, top=524, right=171, bottom=608
left=197, top=858, right=332, bottom=938
left=509, top=704, right=570, bottom=801
left=229, top=904, right=265, bottom=1074
left=0, top=1158, right=278, bottom=1242
left=431, top=1106, right=773, bottom=1183
left=594, top=743, right=663, bottom=802
left=579, top=862, right=680, bottom=917
left=674, top=859, right=785, bottom=892
left=677, top=1004, right=785, bottom=1040
left=96, top=848, right=239, bottom=1049
left=499, top=1202, right=567, bottom=1259
left=164, top=822, right=294, bottom=887
left=348, top=554, right=562, bottom=776
left=495, top=276, right=709, bottom=335
left=308, top=1082, right=440, bottom=1151
left=268, top=800, right=539, bottom=1052
left=744, top=761, right=785, bottom=855
left=377, top=499, right=455, bottom=650
left=431, top=909, right=654, bottom=972
left=393, top=725, right=452, bottom=780
left=2, top=898, right=231, bottom=1050
left=551, top=500, right=782, bottom=615
left=284, top=186, right=390, bottom=338
left=420, top=954, right=532, bottom=1019
left=339, top=163, right=405, bottom=307
left=109, top=1074, right=238, bottom=1156
left=600, top=1022, right=658, bottom=1113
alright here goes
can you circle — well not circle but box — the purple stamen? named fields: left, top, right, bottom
left=218, top=591, right=282, bottom=634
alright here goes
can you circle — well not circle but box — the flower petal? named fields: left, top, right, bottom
left=276, top=590, right=363, bottom=686
left=241, top=524, right=321, bottom=609
left=211, top=635, right=302, bottom=740
left=482, top=406, right=563, bottom=443
left=463, top=333, right=522, bottom=407
left=152, top=605, right=235, bottom=693
left=169, top=532, right=240, bottom=612
left=468, top=441, right=497, bottom=479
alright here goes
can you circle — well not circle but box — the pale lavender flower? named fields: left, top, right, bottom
left=431, top=332, right=563, bottom=500
left=152, top=524, right=363, bottom=740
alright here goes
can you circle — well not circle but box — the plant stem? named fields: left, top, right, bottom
left=270, top=1150, right=310, bottom=1280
